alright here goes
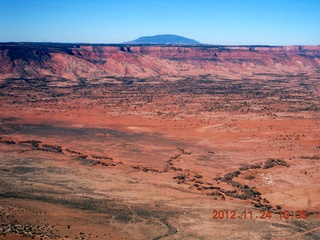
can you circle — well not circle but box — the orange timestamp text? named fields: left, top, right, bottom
left=212, top=210, right=308, bottom=220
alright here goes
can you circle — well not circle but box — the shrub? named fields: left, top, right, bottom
left=244, top=174, right=255, bottom=180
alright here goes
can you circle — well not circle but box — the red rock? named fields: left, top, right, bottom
left=0, top=43, right=319, bottom=82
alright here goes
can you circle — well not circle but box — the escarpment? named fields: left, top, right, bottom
left=0, top=43, right=319, bottom=82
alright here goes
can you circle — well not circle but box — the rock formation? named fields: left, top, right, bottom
left=0, top=43, right=319, bottom=82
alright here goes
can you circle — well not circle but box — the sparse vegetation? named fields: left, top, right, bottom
left=0, top=43, right=319, bottom=239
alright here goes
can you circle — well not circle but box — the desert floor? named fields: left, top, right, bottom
left=0, top=76, right=319, bottom=239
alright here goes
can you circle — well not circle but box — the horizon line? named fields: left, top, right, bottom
left=0, top=41, right=319, bottom=47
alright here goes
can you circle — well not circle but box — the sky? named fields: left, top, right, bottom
left=0, top=0, right=319, bottom=45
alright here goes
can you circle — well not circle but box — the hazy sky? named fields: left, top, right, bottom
left=1, top=0, right=319, bottom=45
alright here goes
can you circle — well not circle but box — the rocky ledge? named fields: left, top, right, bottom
left=0, top=43, right=319, bottom=82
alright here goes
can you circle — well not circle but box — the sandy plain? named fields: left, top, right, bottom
left=0, top=74, right=319, bottom=239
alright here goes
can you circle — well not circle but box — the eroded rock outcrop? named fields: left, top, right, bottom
left=0, top=43, right=319, bottom=82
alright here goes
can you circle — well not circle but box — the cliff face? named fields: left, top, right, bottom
left=0, top=43, right=319, bottom=82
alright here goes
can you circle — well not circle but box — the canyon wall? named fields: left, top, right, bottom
left=0, top=43, right=319, bottom=82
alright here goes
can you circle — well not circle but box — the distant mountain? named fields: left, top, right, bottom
left=125, top=34, right=201, bottom=45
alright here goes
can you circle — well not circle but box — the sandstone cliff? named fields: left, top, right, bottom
left=0, top=43, right=319, bottom=82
